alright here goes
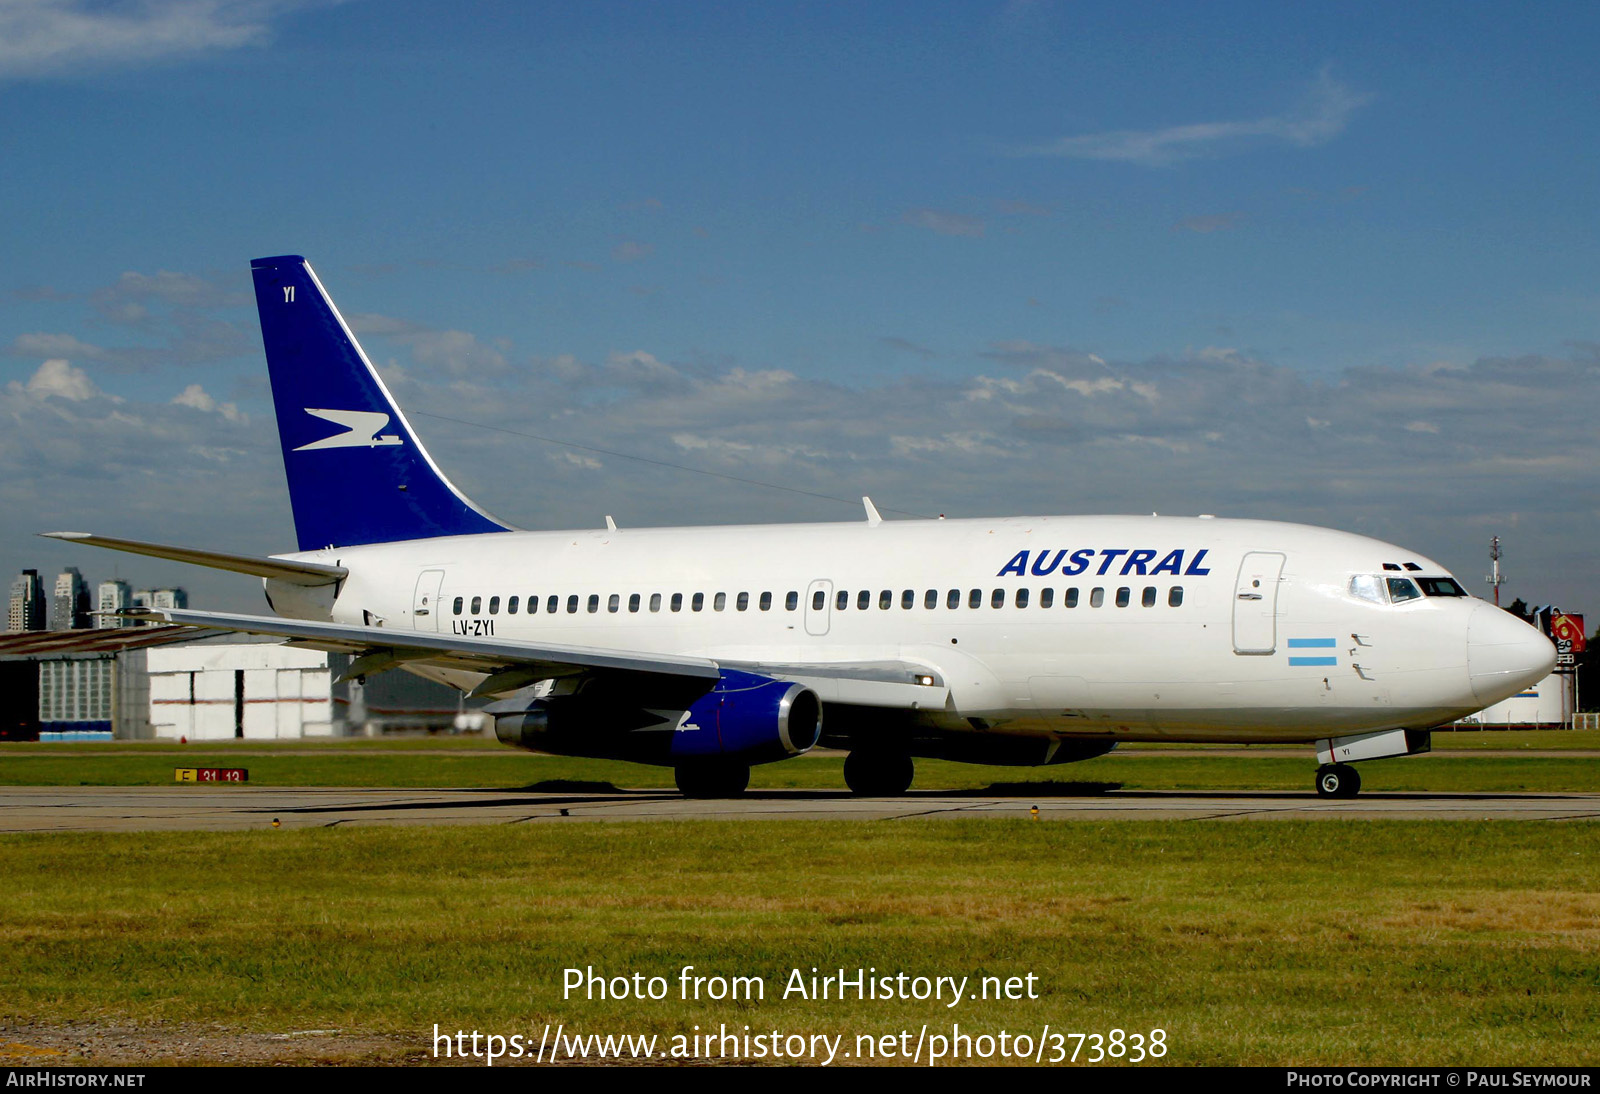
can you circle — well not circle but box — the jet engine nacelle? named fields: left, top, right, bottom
left=672, top=668, right=823, bottom=763
left=493, top=668, right=821, bottom=767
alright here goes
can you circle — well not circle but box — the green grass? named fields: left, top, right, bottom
left=2, top=736, right=1597, bottom=792
left=1, top=822, right=1595, bottom=1065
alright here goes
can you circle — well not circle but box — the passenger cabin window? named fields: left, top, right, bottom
left=990, top=589, right=1004, bottom=609
left=1015, top=588, right=1029, bottom=608
left=608, top=594, right=620, bottom=613
left=1040, top=588, right=1054, bottom=609
left=547, top=595, right=559, bottom=614
left=736, top=592, right=748, bottom=611
left=879, top=590, right=892, bottom=610
left=902, top=590, right=915, bottom=610
left=489, top=596, right=500, bottom=614
left=452, top=597, right=463, bottom=615
left=1386, top=577, right=1422, bottom=603
left=650, top=593, right=662, bottom=612
left=566, top=595, right=579, bottom=614
left=968, top=589, right=982, bottom=609
left=811, top=590, right=824, bottom=611
left=786, top=591, right=798, bottom=611
left=1418, top=577, right=1468, bottom=597
left=672, top=593, right=684, bottom=612
left=714, top=592, right=726, bottom=611
left=1090, top=588, right=1105, bottom=608
left=925, top=590, right=938, bottom=609
left=508, top=596, right=519, bottom=614
left=1115, top=587, right=1130, bottom=608
left=629, top=593, right=640, bottom=612
left=1142, top=587, right=1156, bottom=608
left=471, top=596, right=482, bottom=614
left=1168, top=587, right=1184, bottom=607
left=837, top=590, right=849, bottom=611
left=1065, top=588, right=1079, bottom=608
left=692, top=593, right=705, bottom=612
left=587, top=594, right=600, bottom=613
left=947, top=589, right=961, bottom=609
left=859, top=590, right=871, bottom=610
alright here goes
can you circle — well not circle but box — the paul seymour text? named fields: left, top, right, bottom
left=562, top=965, right=1041, bottom=1008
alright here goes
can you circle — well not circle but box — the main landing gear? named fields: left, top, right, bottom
left=1315, top=763, right=1361, bottom=799
left=843, top=751, right=915, bottom=796
left=674, top=761, right=750, bottom=799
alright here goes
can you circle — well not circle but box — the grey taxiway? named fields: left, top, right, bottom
left=3, top=785, right=1598, bottom=831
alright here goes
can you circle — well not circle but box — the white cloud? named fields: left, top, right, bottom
left=902, top=208, right=986, bottom=238
left=0, top=0, right=332, bottom=80
left=172, top=382, right=245, bottom=422
left=1019, top=68, right=1372, bottom=167
left=7, top=332, right=108, bottom=360
left=12, top=358, right=101, bottom=401
left=7, top=268, right=254, bottom=372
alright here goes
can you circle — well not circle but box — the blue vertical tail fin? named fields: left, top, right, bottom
left=251, top=255, right=513, bottom=551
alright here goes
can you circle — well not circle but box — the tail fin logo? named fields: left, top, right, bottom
left=293, top=408, right=403, bottom=451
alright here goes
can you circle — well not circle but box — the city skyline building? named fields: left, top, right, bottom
left=151, top=588, right=188, bottom=611
left=97, top=580, right=133, bottom=629
left=50, top=567, right=90, bottom=631
left=8, top=570, right=46, bottom=632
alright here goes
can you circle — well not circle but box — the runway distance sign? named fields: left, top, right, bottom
left=174, top=768, right=249, bottom=783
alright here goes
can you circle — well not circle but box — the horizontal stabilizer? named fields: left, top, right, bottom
left=41, top=532, right=348, bottom=587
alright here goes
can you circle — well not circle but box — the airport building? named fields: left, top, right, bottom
left=1453, top=668, right=1574, bottom=729
left=0, top=627, right=481, bottom=741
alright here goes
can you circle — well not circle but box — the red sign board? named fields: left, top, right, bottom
left=1550, top=614, right=1586, bottom=654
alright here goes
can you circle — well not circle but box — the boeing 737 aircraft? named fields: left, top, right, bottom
left=47, top=255, right=1557, bottom=798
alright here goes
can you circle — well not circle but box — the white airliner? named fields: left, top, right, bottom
left=47, top=255, right=1556, bottom=799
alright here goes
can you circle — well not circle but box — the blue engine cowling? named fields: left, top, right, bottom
left=492, top=668, right=822, bottom=767
left=670, top=668, right=822, bottom=764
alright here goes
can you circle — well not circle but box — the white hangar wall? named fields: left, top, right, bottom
left=147, top=643, right=334, bottom=740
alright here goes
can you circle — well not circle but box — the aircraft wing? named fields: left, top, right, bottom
left=720, top=660, right=948, bottom=708
left=130, top=608, right=946, bottom=709
left=133, top=607, right=721, bottom=702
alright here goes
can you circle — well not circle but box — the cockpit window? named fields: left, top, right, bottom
left=1349, top=575, right=1385, bottom=604
left=1418, top=577, right=1468, bottom=597
left=1386, top=577, right=1422, bottom=602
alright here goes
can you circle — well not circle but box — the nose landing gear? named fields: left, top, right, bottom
left=1315, top=763, right=1361, bottom=799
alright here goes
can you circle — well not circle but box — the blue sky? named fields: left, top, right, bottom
left=2, top=0, right=1596, bottom=614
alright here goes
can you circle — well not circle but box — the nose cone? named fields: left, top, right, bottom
left=1468, top=602, right=1557, bottom=705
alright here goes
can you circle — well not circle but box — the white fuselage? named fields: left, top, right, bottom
left=267, top=514, right=1553, bottom=744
